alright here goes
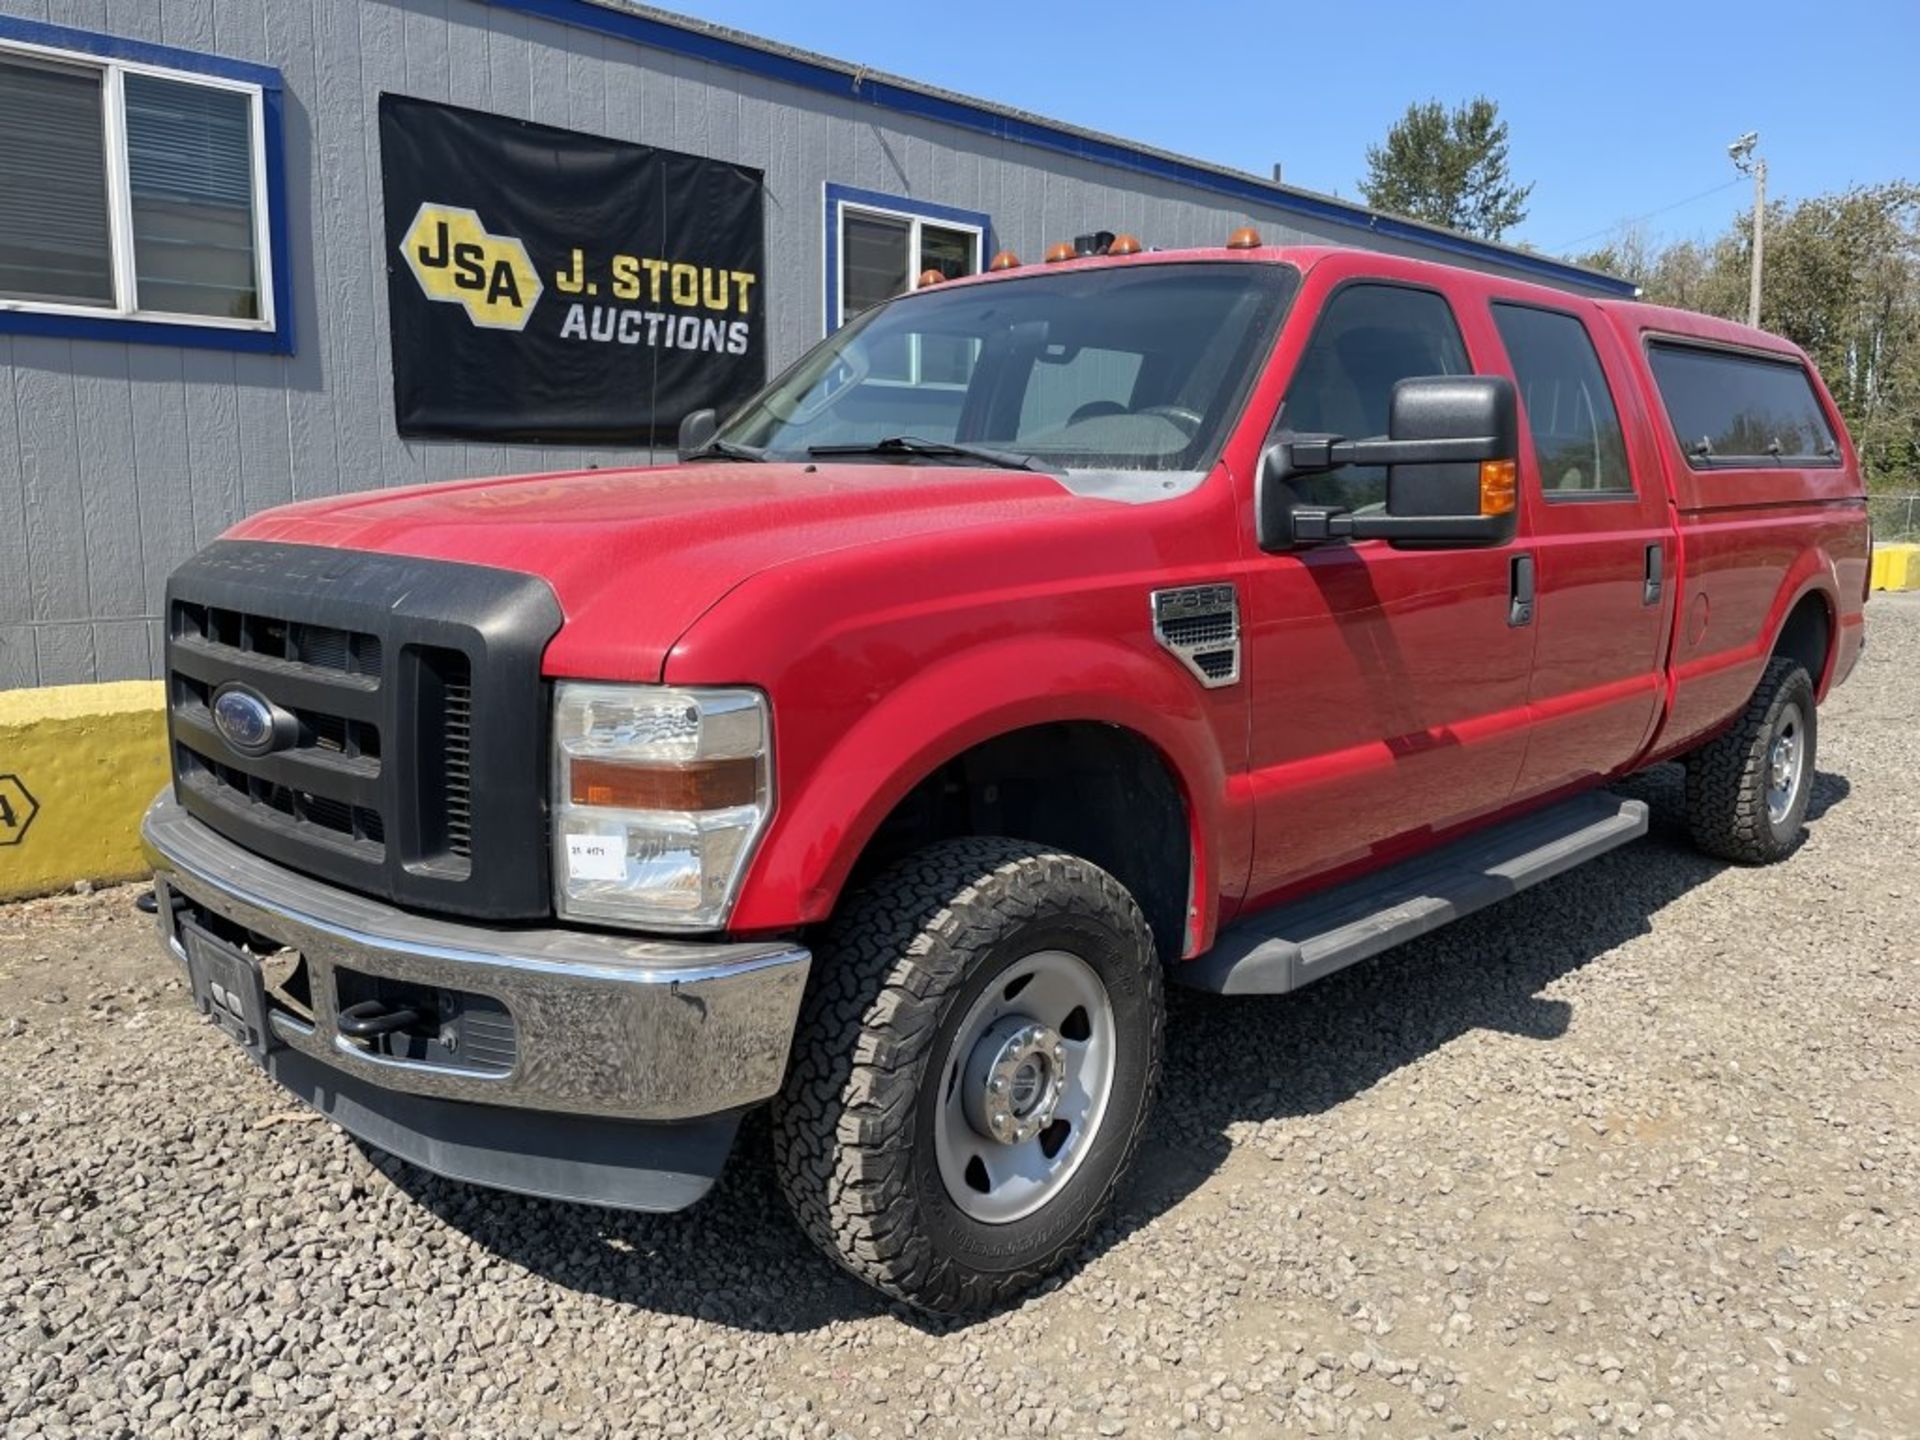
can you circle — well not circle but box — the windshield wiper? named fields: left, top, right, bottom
left=806, top=435, right=1045, bottom=472
left=681, top=437, right=768, bottom=463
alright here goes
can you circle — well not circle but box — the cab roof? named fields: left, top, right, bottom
left=931, top=243, right=1810, bottom=364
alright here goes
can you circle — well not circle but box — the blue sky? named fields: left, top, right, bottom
left=675, top=0, right=1916, bottom=256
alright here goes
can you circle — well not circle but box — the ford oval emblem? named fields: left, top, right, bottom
left=211, top=685, right=281, bottom=758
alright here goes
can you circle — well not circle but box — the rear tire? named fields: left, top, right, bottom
left=1683, top=656, right=1816, bottom=864
left=771, top=838, right=1163, bottom=1315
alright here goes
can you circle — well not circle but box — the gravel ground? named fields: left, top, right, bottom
left=5, top=595, right=1918, bottom=1440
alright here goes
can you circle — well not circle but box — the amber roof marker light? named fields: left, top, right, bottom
left=1226, top=226, right=1262, bottom=250
left=1107, top=233, right=1143, bottom=256
left=988, top=250, right=1021, bottom=271
left=916, top=268, right=947, bottom=287
left=1043, top=242, right=1075, bottom=264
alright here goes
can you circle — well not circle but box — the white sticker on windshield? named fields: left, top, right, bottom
left=565, top=833, right=627, bottom=882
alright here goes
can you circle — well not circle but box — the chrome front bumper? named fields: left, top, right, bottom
left=143, top=794, right=811, bottom=1127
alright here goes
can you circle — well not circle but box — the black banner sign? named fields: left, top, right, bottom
left=378, top=94, right=765, bottom=444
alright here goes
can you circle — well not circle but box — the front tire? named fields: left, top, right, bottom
left=1683, top=656, right=1817, bottom=863
left=771, top=838, right=1163, bottom=1315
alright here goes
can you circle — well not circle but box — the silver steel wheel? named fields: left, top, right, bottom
left=932, top=949, right=1117, bottom=1225
left=1767, top=703, right=1806, bottom=824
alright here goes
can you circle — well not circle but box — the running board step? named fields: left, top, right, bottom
left=1178, top=792, right=1649, bottom=995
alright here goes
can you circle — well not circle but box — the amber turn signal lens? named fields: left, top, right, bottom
left=569, top=756, right=759, bottom=811
left=1479, top=459, right=1518, bottom=516
left=1107, top=233, right=1142, bottom=256
left=988, top=249, right=1021, bottom=271
left=1044, top=242, right=1075, bottom=263
left=1226, top=226, right=1262, bottom=250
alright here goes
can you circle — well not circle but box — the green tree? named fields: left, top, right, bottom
left=1571, top=184, right=1920, bottom=489
left=1359, top=97, right=1534, bottom=241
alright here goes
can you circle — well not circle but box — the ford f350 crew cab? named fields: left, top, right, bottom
left=144, top=236, right=1869, bottom=1315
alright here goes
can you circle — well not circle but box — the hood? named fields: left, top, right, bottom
left=228, top=462, right=1092, bottom=680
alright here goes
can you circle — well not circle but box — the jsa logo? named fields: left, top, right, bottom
left=400, top=203, right=544, bottom=331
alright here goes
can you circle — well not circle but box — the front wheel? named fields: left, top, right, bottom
left=772, top=838, right=1164, bottom=1315
left=1683, top=656, right=1817, bottom=864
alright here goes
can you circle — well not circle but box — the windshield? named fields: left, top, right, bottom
left=718, top=262, right=1298, bottom=474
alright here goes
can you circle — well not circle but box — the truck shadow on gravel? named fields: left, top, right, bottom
left=1120, top=762, right=1851, bottom=1230
left=370, top=763, right=1850, bottom=1334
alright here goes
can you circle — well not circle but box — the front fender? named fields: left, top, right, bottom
left=725, top=632, right=1243, bottom=951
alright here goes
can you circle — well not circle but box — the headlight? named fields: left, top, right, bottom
left=551, top=683, right=771, bottom=931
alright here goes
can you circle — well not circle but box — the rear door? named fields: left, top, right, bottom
left=1484, top=299, right=1675, bottom=799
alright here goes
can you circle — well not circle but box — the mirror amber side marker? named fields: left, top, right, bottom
left=1480, top=459, right=1518, bottom=516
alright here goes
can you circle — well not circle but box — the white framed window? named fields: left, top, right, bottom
left=0, top=32, right=275, bottom=334
left=824, top=184, right=989, bottom=387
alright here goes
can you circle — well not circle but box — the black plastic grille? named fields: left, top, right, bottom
left=444, top=672, right=474, bottom=859
left=169, top=606, right=395, bottom=862
left=164, top=541, right=561, bottom=920
left=1192, top=649, right=1237, bottom=680
left=1159, top=612, right=1235, bottom=648
left=168, top=600, right=473, bottom=870
left=174, top=602, right=384, bottom=678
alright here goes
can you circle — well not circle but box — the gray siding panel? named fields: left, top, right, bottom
left=181, top=350, right=243, bottom=550
left=92, top=618, right=151, bottom=681
left=0, top=340, right=31, bottom=674
left=160, top=0, right=213, bottom=51
left=0, top=627, right=36, bottom=691
left=103, top=0, right=161, bottom=40
left=68, top=344, right=145, bottom=624
left=127, top=346, right=195, bottom=623
left=13, top=340, right=89, bottom=630
left=45, top=0, right=104, bottom=28
left=33, top=622, right=94, bottom=687
left=0, top=0, right=1610, bottom=683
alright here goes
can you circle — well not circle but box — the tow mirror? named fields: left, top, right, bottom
left=1258, top=375, right=1520, bottom=550
left=676, top=407, right=718, bottom=461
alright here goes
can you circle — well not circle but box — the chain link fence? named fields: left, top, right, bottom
left=1869, top=494, right=1920, bottom=542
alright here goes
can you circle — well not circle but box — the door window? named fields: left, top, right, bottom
left=1492, top=303, right=1633, bottom=497
left=1279, top=284, right=1470, bottom=510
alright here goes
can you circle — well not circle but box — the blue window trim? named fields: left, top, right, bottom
left=486, top=0, right=1634, bottom=300
left=0, top=16, right=294, bottom=355
left=823, top=183, right=993, bottom=337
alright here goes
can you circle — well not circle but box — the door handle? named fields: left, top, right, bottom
left=1509, top=553, right=1535, bottom=628
left=1644, top=544, right=1664, bottom=606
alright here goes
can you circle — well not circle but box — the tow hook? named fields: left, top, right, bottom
left=336, top=998, right=435, bottom=1040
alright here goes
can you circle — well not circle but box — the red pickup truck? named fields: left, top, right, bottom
left=144, top=238, right=1869, bottom=1315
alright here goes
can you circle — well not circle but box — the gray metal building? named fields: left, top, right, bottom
left=0, top=0, right=1627, bottom=689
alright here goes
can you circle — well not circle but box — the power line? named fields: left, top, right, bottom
left=1553, top=177, right=1746, bottom=253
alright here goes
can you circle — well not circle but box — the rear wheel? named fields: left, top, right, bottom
left=772, top=838, right=1163, bottom=1315
left=1683, top=656, right=1817, bottom=864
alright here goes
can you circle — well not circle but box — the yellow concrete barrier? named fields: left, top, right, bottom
left=0, top=681, right=168, bottom=901
left=1871, top=543, right=1920, bottom=592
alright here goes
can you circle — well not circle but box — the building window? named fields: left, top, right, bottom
left=824, top=184, right=989, bottom=384
left=0, top=18, right=286, bottom=350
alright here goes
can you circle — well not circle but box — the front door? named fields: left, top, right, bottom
left=1484, top=299, right=1674, bottom=801
left=1239, top=273, right=1535, bottom=907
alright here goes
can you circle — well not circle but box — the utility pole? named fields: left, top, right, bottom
left=1728, top=132, right=1765, bottom=327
